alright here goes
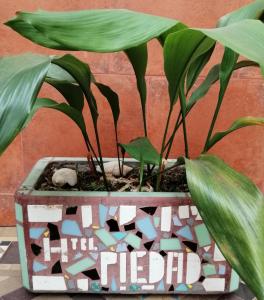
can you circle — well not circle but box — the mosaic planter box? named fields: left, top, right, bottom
left=14, top=157, right=240, bottom=294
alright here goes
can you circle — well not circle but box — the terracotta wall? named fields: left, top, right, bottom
left=0, top=0, right=263, bottom=225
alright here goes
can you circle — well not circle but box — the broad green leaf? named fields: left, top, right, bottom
left=206, top=117, right=264, bottom=150
left=0, top=53, right=51, bottom=154
left=5, top=9, right=179, bottom=52
left=93, top=82, right=120, bottom=127
left=120, top=137, right=160, bottom=165
left=185, top=155, right=264, bottom=299
left=217, top=0, right=264, bottom=27
left=29, top=98, right=89, bottom=142
left=164, top=29, right=215, bottom=106
left=52, top=54, right=98, bottom=122
left=46, top=63, right=76, bottom=83
left=125, top=44, right=148, bottom=136
left=187, top=60, right=258, bottom=113
left=158, top=23, right=187, bottom=46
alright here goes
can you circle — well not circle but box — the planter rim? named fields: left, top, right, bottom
left=17, top=157, right=190, bottom=198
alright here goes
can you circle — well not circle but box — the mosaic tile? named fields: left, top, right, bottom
left=73, top=252, right=83, bottom=260
left=66, top=257, right=95, bottom=275
left=32, top=275, right=67, bottom=291
left=194, top=224, right=211, bottom=247
left=144, top=240, right=154, bottom=251
left=202, top=278, right=225, bottom=292
left=173, top=215, right=182, bottom=226
left=230, top=270, right=240, bottom=292
left=33, top=261, right=47, bottom=273
left=119, top=205, right=136, bottom=225
left=99, top=204, right=108, bottom=227
left=67, top=279, right=76, bottom=289
left=95, top=229, right=116, bottom=247
left=29, top=228, right=46, bottom=240
left=124, top=233, right=141, bottom=249
left=136, top=217, right=157, bottom=239
left=124, top=222, right=135, bottom=231
left=157, top=280, right=165, bottom=291
left=91, top=281, right=101, bottom=291
left=77, top=278, right=89, bottom=291
left=175, top=283, right=188, bottom=292
left=178, top=205, right=190, bottom=219
left=112, top=232, right=126, bottom=240
left=154, top=216, right=160, bottom=227
left=31, top=243, right=42, bottom=256
left=47, top=223, right=60, bottom=240
left=116, top=243, right=127, bottom=252
left=219, top=264, right=226, bottom=275
left=203, top=264, right=216, bottom=276
left=182, top=241, right=197, bottom=252
left=110, top=277, right=117, bottom=291
left=160, top=238, right=181, bottom=251
left=140, top=206, right=157, bottom=215
left=27, top=205, right=63, bottom=222
left=214, top=244, right=225, bottom=261
left=109, top=206, right=118, bottom=216
left=62, top=220, right=82, bottom=237
left=83, top=268, right=100, bottom=280
left=81, top=206, right=92, bottom=228
left=176, top=225, right=193, bottom=240
left=66, top=206, right=78, bottom=215
left=106, top=219, right=119, bottom=232
left=51, top=260, right=62, bottom=274
left=161, top=207, right=172, bottom=231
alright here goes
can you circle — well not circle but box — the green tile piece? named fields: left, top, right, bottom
left=16, top=224, right=29, bottom=289
left=129, top=284, right=140, bottom=291
left=124, top=233, right=141, bottom=249
left=95, top=228, right=116, bottom=247
left=91, top=282, right=101, bottom=292
left=154, top=216, right=160, bottom=227
left=203, top=264, right=216, bottom=276
left=194, top=224, right=211, bottom=247
left=66, top=257, right=95, bottom=275
left=15, top=203, right=23, bottom=223
left=230, top=269, right=240, bottom=291
left=160, top=238, right=181, bottom=250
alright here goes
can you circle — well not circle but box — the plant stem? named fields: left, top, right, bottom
left=156, top=106, right=173, bottom=191
left=179, top=86, right=189, bottom=158
left=115, top=128, right=122, bottom=176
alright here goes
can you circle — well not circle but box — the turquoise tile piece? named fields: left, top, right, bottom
left=73, top=252, right=83, bottom=260
left=173, top=215, right=182, bottom=226
left=129, top=284, right=140, bottom=291
left=203, top=264, right=216, bottom=276
left=229, top=269, right=240, bottom=291
left=112, top=232, right=127, bottom=240
left=15, top=203, right=23, bottom=223
left=219, top=264, right=226, bottom=275
left=176, top=225, right=193, bottom=240
left=194, top=224, right=211, bottom=247
left=33, top=261, right=47, bottom=272
left=203, top=253, right=212, bottom=261
left=90, top=252, right=99, bottom=260
left=91, top=282, right=101, bottom=292
left=111, top=277, right=117, bottom=291
left=160, top=238, right=181, bottom=250
left=99, top=204, right=108, bottom=227
left=136, top=217, right=157, bottom=239
left=116, top=242, right=127, bottom=252
left=62, top=220, right=82, bottom=236
left=95, top=228, right=116, bottom=247
left=109, top=206, right=118, bottom=216
left=154, top=216, right=160, bottom=227
left=175, top=283, right=188, bottom=292
left=124, top=233, right=141, bottom=249
left=66, top=257, right=95, bottom=275
left=29, top=227, right=46, bottom=239
left=157, top=280, right=165, bottom=291
left=16, top=224, right=30, bottom=289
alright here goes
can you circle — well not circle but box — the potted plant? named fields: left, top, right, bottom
left=0, top=0, right=264, bottom=297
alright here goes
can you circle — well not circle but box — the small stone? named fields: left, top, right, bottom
left=52, top=168, right=77, bottom=187
left=96, top=161, right=132, bottom=177
left=112, top=164, right=132, bottom=177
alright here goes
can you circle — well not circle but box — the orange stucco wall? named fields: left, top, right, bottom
left=0, top=0, right=263, bottom=225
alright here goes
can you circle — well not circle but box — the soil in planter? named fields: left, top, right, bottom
left=35, top=161, right=188, bottom=193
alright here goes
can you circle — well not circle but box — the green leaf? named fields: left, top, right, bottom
left=5, top=9, right=179, bottom=52
left=125, top=44, right=148, bottom=136
left=120, top=137, right=160, bottom=165
left=0, top=53, right=51, bottom=155
left=52, top=54, right=98, bottom=122
left=93, top=82, right=120, bottom=127
left=28, top=98, right=89, bottom=141
left=185, top=155, right=264, bottom=299
left=206, top=117, right=264, bottom=150
left=217, top=0, right=264, bottom=27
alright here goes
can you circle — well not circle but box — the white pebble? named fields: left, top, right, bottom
left=96, top=161, right=132, bottom=177
left=52, top=168, right=77, bottom=187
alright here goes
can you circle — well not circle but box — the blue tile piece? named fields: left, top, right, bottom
left=29, top=227, right=46, bottom=239
left=62, top=220, right=82, bottom=236
left=157, top=280, right=165, bottom=291
left=176, top=225, right=193, bottom=240
left=112, top=232, right=127, bottom=240
left=73, top=252, right=83, bottom=260
left=219, top=264, right=226, bottom=275
left=90, top=252, right=99, bottom=260
left=33, top=261, right=47, bottom=273
left=116, top=243, right=127, bottom=252
left=136, top=217, right=157, bottom=240
left=175, top=283, right=188, bottom=292
left=109, top=206, right=118, bottom=216
left=173, top=215, right=182, bottom=226
left=99, top=204, right=108, bottom=227
left=111, top=277, right=117, bottom=291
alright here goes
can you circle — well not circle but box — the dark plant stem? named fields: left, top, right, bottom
left=115, top=128, right=122, bottom=176
left=179, top=87, right=189, bottom=158
left=156, top=106, right=173, bottom=191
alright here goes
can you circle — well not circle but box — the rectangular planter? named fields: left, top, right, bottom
left=15, top=157, right=240, bottom=294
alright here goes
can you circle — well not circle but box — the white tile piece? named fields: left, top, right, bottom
left=166, top=252, right=179, bottom=284
left=141, top=285, right=155, bottom=290
left=43, top=238, right=68, bottom=262
left=119, top=205, right=136, bottom=225
left=81, top=206, right=92, bottom=228
left=196, top=212, right=202, bottom=220
left=191, top=206, right=198, bottom=215
left=214, top=244, right=225, bottom=261
left=186, top=253, right=201, bottom=284
left=202, top=278, right=226, bottom=292
left=177, top=253, right=183, bottom=283
left=32, top=276, right=67, bottom=291
left=131, top=251, right=147, bottom=284
left=149, top=251, right=165, bottom=283
left=27, top=205, right=62, bottom=222
left=120, top=253, right=126, bottom=283
left=204, top=246, right=211, bottom=252
left=178, top=205, right=190, bottom=219
left=77, top=279, right=88, bottom=291
left=120, top=286, right=126, bottom=291
left=101, top=252, right=117, bottom=285
left=160, top=207, right=172, bottom=232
